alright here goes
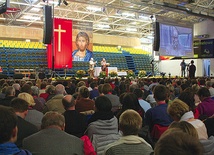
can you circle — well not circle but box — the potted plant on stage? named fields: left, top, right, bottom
left=75, top=70, right=86, bottom=79
left=109, top=71, right=118, bottom=78
left=99, top=71, right=107, bottom=78
left=138, top=70, right=146, bottom=78
left=126, top=70, right=135, bottom=78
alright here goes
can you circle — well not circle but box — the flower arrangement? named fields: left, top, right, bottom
left=138, top=70, right=146, bottom=78
left=75, top=70, right=86, bottom=78
left=126, top=70, right=135, bottom=78
left=99, top=71, right=107, bottom=78
left=109, top=71, right=118, bottom=77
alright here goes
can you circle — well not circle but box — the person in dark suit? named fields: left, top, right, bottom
left=0, top=86, right=16, bottom=106
left=62, top=95, right=87, bottom=138
left=10, top=98, right=38, bottom=148
left=23, top=111, right=84, bottom=155
left=0, top=106, right=31, bottom=155
left=189, top=60, right=196, bottom=79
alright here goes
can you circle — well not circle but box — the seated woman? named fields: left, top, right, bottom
left=168, top=98, right=208, bottom=140
left=169, top=121, right=214, bottom=155
left=72, top=32, right=92, bottom=61
left=85, top=96, right=119, bottom=155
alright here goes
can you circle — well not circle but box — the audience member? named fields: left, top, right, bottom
left=197, top=87, right=214, bottom=118
left=168, top=98, right=208, bottom=140
left=154, top=128, right=203, bottom=155
left=102, top=83, right=121, bottom=113
left=206, top=81, right=214, bottom=97
left=21, top=84, right=32, bottom=94
left=18, top=93, right=43, bottom=130
left=75, top=86, right=95, bottom=113
left=178, top=90, right=199, bottom=119
left=169, top=121, right=214, bottom=155
left=104, top=109, right=153, bottom=155
left=31, top=86, right=45, bottom=112
left=12, top=83, right=21, bottom=97
left=62, top=95, right=87, bottom=138
left=10, top=98, right=38, bottom=148
left=0, top=106, right=32, bottom=155
left=134, top=88, right=151, bottom=113
left=89, top=82, right=99, bottom=99
left=145, top=85, right=173, bottom=132
left=39, top=85, right=55, bottom=101
left=43, top=84, right=66, bottom=114
left=85, top=96, right=119, bottom=155
left=0, top=86, right=16, bottom=106
left=23, top=111, right=84, bottom=155
left=116, top=92, right=144, bottom=120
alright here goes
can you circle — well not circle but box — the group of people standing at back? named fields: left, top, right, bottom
left=180, top=59, right=196, bottom=78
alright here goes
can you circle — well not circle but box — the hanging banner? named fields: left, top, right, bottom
left=47, top=18, right=72, bottom=69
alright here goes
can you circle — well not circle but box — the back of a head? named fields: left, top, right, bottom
left=18, top=92, right=35, bottom=106
left=122, top=93, right=141, bottom=111
left=178, top=91, right=195, bottom=111
left=79, top=86, right=89, bottom=98
left=119, top=109, right=142, bottom=136
left=197, top=87, right=211, bottom=98
left=41, top=111, right=65, bottom=129
left=46, top=85, right=55, bottom=94
left=62, top=95, right=75, bottom=110
left=95, top=96, right=112, bottom=112
left=21, top=84, right=32, bottom=94
left=31, top=86, right=39, bottom=96
left=169, top=121, right=198, bottom=139
left=55, top=84, right=65, bottom=94
left=11, top=98, right=29, bottom=113
left=102, top=83, right=112, bottom=94
left=129, top=84, right=139, bottom=93
left=167, top=98, right=189, bottom=121
left=206, top=81, right=213, bottom=87
left=12, top=83, right=20, bottom=91
left=154, top=85, right=167, bottom=101
left=154, top=128, right=203, bottom=155
left=0, top=106, right=17, bottom=144
left=98, top=84, right=103, bottom=94
left=90, top=82, right=97, bottom=89
left=5, top=86, right=15, bottom=97
left=133, top=88, right=143, bottom=98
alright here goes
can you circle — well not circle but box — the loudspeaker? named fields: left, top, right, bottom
left=13, top=74, right=24, bottom=79
left=43, top=5, right=53, bottom=44
left=153, top=22, right=160, bottom=51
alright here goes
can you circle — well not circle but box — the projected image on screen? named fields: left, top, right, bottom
left=159, top=23, right=193, bottom=57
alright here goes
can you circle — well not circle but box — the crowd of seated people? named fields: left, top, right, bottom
left=1, top=76, right=214, bottom=154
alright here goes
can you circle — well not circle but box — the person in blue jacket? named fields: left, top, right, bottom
left=72, top=32, right=93, bottom=61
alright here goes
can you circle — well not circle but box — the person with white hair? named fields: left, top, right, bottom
left=89, top=57, right=96, bottom=77
left=43, top=84, right=66, bottom=114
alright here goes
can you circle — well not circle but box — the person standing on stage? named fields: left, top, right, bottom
left=189, top=60, right=196, bottom=79
left=180, top=59, right=186, bottom=77
left=89, top=58, right=96, bottom=77
left=101, top=58, right=107, bottom=71
left=150, top=59, right=155, bottom=76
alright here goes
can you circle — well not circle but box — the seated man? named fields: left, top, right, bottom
left=23, top=111, right=84, bottom=155
left=62, top=95, right=87, bottom=138
left=0, top=105, right=31, bottom=155
left=145, top=85, right=173, bottom=135
left=11, top=98, right=38, bottom=148
left=104, top=109, right=153, bottom=155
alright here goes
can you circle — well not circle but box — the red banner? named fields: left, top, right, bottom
left=47, top=18, right=72, bottom=69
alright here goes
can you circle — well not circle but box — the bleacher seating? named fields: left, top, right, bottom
left=0, top=42, right=154, bottom=77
